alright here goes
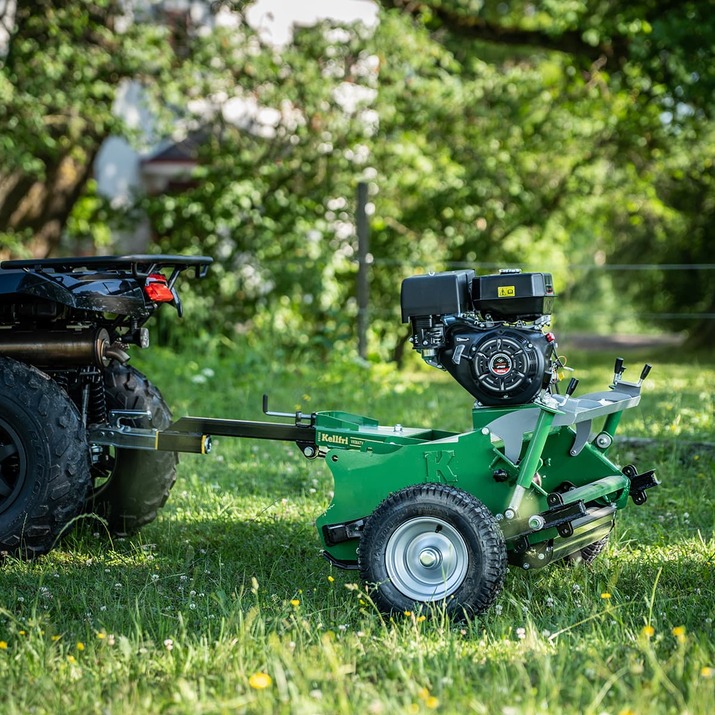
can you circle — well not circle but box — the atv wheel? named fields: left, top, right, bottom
left=0, top=357, right=90, bottom=557
left=86, top=364, right=177, bottom=535
left=358, top=484, right=507, bottom=617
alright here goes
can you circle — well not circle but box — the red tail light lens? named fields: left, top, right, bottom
left=144, top=273, right=174, bottom=303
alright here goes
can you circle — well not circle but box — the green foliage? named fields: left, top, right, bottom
left=0, top=0, right=178, bottom=253
left=142, top=19, right=378, bottom=346
left=375, top=1, right=715, bottom=349
left=0, top=341, right=713, bottom=713
left=136, top=1, right=715, bottom=356
left=2, top=0, right=713, bottom=349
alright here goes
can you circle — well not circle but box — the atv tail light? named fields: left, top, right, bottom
left=144, top=274, right=174, bottom=303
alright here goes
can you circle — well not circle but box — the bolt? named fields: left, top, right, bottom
left=418, top=548, right=440, bottom=568
left=528, top=515, right=546, bottom=531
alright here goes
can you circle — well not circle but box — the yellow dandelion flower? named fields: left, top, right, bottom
left=96, top=632, right=106, bottom=640
left=618, top=708, right=636, bottom=715
left=404, top=611, right=413, bottom=617
left=290, top=599, right=300, bottom=607
left=327, top=576, right=335, bottom=583
left=18, top=631, right=26, bottom=636
left=418, top=687, right=430, bottom=700
left=0, top=641, right=7, bottom=650
left=67, top=655, right=76, bottom=664
left=641, top=625, right=655, bottom=638
left=426, top=696, right=439, bottom=709
left=672, top=626, right=686, bottom=642
left=600, top=592, right=612, bottom=600
left=248, top=672, right=272, bottom=690
left=51, top=635, right=61, bottom=642
left=76, top=642, right=85, bottom=651
left=417, top=615, right=426, bottom=623
left=701, top=667, right=714, bottom=679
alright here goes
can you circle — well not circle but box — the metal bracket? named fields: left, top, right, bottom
left=108, top=409, right=152, bottom=428
left=501, top=499, right=587, bottom=541
left=322, top=518, right=366, bottom=546
left=570, top=419, right=592, bottom=456
left=623, top=465, right=660, bottom=505
left=321, top=550, right=360, bottom=571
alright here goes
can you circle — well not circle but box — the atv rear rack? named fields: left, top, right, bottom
left=1, top=254, right=213, bottom=279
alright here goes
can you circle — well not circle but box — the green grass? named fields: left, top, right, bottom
left=0, top=342, right=714, bottom=714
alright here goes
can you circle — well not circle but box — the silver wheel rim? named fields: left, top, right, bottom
left=385, top=516, right=469, bottom=601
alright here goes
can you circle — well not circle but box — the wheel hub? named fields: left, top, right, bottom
left=385, top=516, right=469, bottom=602
left=418, top=547, right=441, bottom=568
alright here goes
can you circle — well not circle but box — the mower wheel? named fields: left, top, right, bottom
left=358, top=484, right=507, bottom=617
left=0, top=357, right=90, bottom=557
left=86, top=364, right=177, bottom=536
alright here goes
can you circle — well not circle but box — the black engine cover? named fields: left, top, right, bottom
left=441, top=326, right=552, bottom=405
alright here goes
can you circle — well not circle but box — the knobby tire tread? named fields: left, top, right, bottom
left=0, top=357, right=90, bottom=557
left=87, top=364, right=177, bottom=536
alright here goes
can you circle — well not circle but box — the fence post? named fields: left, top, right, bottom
left=356, top=181, right=370, bottom=359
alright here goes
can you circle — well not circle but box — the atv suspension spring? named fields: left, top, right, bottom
left=85, top=368, right=108, bottom=426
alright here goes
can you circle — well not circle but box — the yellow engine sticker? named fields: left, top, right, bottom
left=498, top=285, right=516, bottom=297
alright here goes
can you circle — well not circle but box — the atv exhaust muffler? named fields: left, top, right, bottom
left=0, top=328, right=129, bottom=367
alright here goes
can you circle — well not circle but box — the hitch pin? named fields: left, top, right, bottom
left=262, top=394, right=314, bottom=424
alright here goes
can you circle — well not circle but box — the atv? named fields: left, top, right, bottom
left=0, top=256, right=658, bottom=618
left=0, top=255, right=212, bottom=555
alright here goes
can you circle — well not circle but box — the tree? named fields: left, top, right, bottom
left=0, top=0, right=174, bottom=256
left=2, top=1, right=712, bottom=352
left=377, top=0, right=715, bottom=346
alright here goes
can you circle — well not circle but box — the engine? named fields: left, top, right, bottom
left=401, top=269, right=558, bottom=406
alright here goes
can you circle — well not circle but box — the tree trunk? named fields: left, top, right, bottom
left=0, top=0, right=117, bottom=257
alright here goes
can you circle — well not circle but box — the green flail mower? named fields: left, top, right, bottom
left=89, top=265, right=658, bottom=617
left=0, top=256, right=658, bottom=617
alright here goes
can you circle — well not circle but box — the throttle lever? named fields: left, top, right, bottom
left=613, top=356, right=625, bottom=384
left=638, top=363, right=652, bottom=385
left=565, top=377, right=579, bottom=397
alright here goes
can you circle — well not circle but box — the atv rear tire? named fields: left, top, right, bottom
left=86, top=364, right=178, bottom=536
left=0, top=357, right=90, bottom=557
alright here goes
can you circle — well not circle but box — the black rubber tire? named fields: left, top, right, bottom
left=0, top=357, right=90, bottom=557
left=358, top=484, right=507, bottom=618
left=86, top=364, right=178, bottom=536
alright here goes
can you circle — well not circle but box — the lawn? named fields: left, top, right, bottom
left=0, top=339, right=713, bottom=714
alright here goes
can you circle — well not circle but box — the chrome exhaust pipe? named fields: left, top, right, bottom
left=0, top=328, right=127, bottom=367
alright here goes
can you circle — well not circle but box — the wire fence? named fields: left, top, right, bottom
left=347, top=258, right=715, bottom=325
